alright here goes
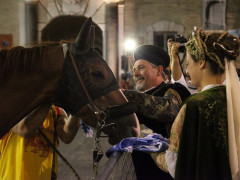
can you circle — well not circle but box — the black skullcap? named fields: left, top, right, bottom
left=133, top=45, right=170, bottom=68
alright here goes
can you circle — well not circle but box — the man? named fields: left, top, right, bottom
left=125, top=44, right=190, bottom=136
left=123, top=45, right=191, bottom=180
left=133, top=45, right=172, bottom=91
left=0, top=104, right=81, bottom=180
left=168, top=38, right=198, bottom=94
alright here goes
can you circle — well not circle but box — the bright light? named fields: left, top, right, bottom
left=104, top=0, right=121, bottom=4
left=124, top=39, right=137, bottom=51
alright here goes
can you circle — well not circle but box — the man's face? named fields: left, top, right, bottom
left=132, top=59, right=162, bottom=92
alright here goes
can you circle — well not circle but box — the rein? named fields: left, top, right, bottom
left=39, top=128, right=81, bottom=180
left=39, top=106, right=81, bottom=180
left=69, top=51, right=108, bottom=178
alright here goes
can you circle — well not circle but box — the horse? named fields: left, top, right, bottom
left=0, top=17, right=140, bottom=145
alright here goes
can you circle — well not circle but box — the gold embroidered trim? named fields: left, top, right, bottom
left=169, top=104, right=186, bottom=153
left=156, top=152, right=169, bottom=172
left=165, top=88, right=182, bottom=104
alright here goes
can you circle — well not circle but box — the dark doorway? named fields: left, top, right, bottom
left=154, top=31, right=177, bottom=51
left=41, top=15, right=103, bottom=53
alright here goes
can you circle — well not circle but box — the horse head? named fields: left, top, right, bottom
left=58, top=17, right=140, bottom=145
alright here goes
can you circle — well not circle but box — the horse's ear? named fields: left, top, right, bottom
left=89, top=25, right=95, bottom=49
left=74, top=17, right=92, bottom=51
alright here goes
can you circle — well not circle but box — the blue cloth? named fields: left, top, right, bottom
left=80, top=121, right=93, bottom=137
left=106, top=134, right=169, bottom=158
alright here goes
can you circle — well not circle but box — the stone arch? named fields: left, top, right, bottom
left=146, top=20, right=184, bottom=44
left=41, top=15, right=103, bottom=53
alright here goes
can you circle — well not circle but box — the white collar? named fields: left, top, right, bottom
left=201, top=84, right=222, bottom=92
left=142, top=86, right=157, bottom=93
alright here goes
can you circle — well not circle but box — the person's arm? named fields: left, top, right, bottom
left=150, top=104, right=187, bottom=178
left=123, top=89, right=181, bottom=122
left=168, top=39, right=182, bottom=81
left=11, top=104, right=52, bottom=137
left=56, top=108, right=81, bottom=144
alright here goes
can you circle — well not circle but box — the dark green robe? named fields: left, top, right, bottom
left=175, top=86, right=232, bottom=180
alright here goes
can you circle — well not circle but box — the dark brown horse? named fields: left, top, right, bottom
left=0, top=17, right=140, bottom=145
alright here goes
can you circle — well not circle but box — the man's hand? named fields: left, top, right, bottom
left=167, top=38, right=182, bottom=81
left=168, top=39, right=180, bottom=59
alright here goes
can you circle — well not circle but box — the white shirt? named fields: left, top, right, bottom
left=171, top=74, right=198, bottom=95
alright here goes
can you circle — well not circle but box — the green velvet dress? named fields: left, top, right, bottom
left=175, top=85, right=232, bottom=180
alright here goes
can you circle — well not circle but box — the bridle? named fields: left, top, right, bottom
left=69, top=50, right=137, bottom=178
left=69, top=50, right=107, bottom=177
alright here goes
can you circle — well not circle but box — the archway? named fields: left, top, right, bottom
left=41, top=15, right=103, bottom=53
left=146, top=20, right=184, bottom=48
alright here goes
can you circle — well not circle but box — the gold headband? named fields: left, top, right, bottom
left=186, top=27, right=226, bottom=70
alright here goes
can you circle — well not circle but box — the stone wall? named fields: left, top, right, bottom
left=1, top=0, right=240, bottom=49
left=0, top=0, right=20, bottom=46
left=227, top=0, right=240, bottom=29
left=124, top=0, right=240, bottom=45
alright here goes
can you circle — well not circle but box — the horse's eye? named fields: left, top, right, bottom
left=92, top=71, right=104, bottom=78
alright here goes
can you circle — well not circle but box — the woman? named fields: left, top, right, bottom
left=151, top=27, right=240, bottom=180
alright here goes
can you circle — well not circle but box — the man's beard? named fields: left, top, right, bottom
left=135, top=82, right=145, bottom=92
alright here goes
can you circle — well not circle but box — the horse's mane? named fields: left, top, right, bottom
left=0, top=41, right=65, bottom=87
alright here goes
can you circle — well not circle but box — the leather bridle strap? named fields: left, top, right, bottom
left=69, top=51, right=103, bottom=118
left=69, top=51, right=106, bottom=178
left=69, top=50, right=139, bottom=178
